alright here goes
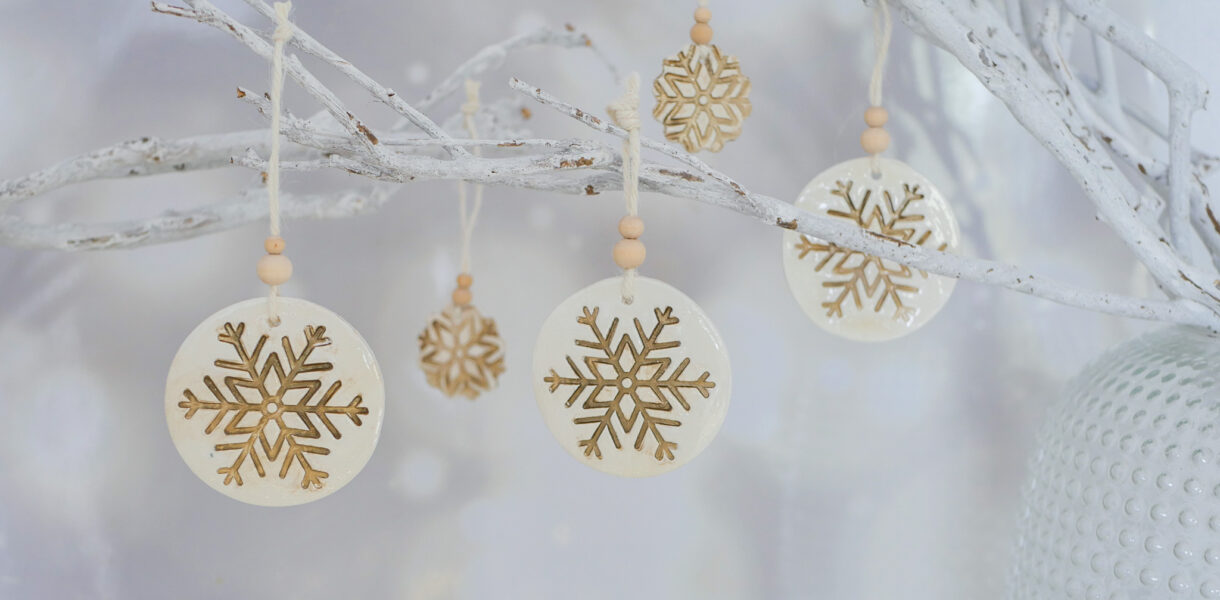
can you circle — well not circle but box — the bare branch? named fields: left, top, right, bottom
left=3, top=0, right=1219, bottom=332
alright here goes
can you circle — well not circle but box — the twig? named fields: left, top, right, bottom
left=1, top=0, right=1217, bottom=332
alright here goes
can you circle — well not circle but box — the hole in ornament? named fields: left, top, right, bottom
left=620, top=377, right=635, bottom=390
left=268, top=316, right=282, bottom=327
left=265, top=402, right=280, bottom=414
left=870, top=169, right=883, bottom=180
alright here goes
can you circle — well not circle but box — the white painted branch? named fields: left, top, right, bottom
left=236, top=0, right=466, bottom=158
left=1059, top=0, right=1211, bottom=267
left=509, top=78, right=1220, bottom=330
left=0, top=187, right=389, bottom=250
left=153, top=1, right=394, bottom=167
left=0, top=131, right=269, bottom=210
left=895, top=0, right=1220, bottom=314
left=1, top=0, right=1217, bottom=331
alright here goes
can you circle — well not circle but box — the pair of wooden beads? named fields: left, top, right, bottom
left=614, top=215, right=646, bottom=270
left=860, top=106, right=890, bottom=155
left=691, top=6, right=713, bottom=45
left=257, top=235, right=293, bottom=286
left=453, top=273, right=473, bottom=306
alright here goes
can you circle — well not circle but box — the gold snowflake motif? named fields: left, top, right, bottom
left=177, top=322, right=369, bottom=490
left=543, top=306, right=716, bottom=461
left=418, top=304, right=505, bottom=400
left=653, top=44, right=751, bottom=153
left=796, top=180, right=949, bottom=320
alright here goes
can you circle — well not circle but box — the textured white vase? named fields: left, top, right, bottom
left=1010, top=327, right=1220, bottom=599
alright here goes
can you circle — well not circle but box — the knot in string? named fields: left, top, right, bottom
left=272, top=2, right=294, bottom=43
left=606, top=75, right=642, bottom=133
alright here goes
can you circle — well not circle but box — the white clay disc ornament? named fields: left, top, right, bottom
left=533, top=276, right=731, bottom=477
left=165, top=297, right=384, bottom=506
left=782, top=157, right=960, bottom=342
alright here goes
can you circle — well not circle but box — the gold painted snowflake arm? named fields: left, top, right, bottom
left=573, top=404, right=622, bottom=459
left=213, top=322, right=267, bottom=386
left=573, top=306, right=614, bottom=352
left=284, top=381, right=368, bottom=438
left=215, top=436, right=265, bottom=486
left=632, top=307, right=680, bottom=353
left=179, top=322, right=269, bottom=486
left=635, top=412, right=682, bottom=461
left=654, top=357, right=715, bottom=411
left=179, top=377, right=250, bottom=433
left=278, top=325, right=333, bottom=386
left=544, top=356, right=598, bottom=407
left=280, top=435, right=331, bottom=490
left=544, top=307, right=628, bottom=458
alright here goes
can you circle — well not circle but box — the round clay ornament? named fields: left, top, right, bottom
left=165, top=297, right=384, bottom=506
left=782, top=157, right=960, bottom=342
left=533, top=276, right=731, bottom=477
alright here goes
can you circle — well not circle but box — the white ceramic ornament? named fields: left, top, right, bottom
left=533, top=276, right=731, bottom=477
left=165, top=297, right=384, bottom=506
left=782, top=157, right=960, bottom=342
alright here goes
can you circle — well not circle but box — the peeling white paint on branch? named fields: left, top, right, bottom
left=0, top=0, right=1217, bottom=330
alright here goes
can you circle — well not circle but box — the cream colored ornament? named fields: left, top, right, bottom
left=418, top=303, right=505, bottom=399
left=165, top=297, right=384, bottom=506
left=652, top=3, right=751, bottom=153
left=416, top=79, right=506, bottom=401
left=782, top=157, right=960, bottom=342
left=533, top=277, right=732, bottom=478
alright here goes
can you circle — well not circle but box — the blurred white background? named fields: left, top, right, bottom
left=0, top=1, right=1217, bottom=598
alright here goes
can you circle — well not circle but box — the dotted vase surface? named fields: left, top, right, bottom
left=1011, top=327, right=1220, bottom=599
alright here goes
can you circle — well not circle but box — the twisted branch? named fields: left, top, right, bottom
left=0, top=0, right=1216, bottom=331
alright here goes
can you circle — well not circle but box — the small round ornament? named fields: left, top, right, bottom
left=418, top=303, right=505, bottom=400
left=415, top=80, right=506, bottom=402
left=533, top=276, right=731, bottom=478
left=781, top=157, right=960, bottom=342
left=165, top=297, right=384, bottom=506
left=652, top=2, right=751, bottom=153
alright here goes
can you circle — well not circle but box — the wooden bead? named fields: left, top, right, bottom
left=860, top=127, right=891, bottom=154
left=264, top=235, right=285, bottom=255
left=690, top=23, right=713, bottom=45
left=864, top=106, right=888, bottom=128
left=618, top=215, right=645, bottom=239
left=693, top=7, right=712, bottom=23
left=452, top=288, right=472, bottom=306
left=457, top=273, right=473, bottom=289
left=257, top=254, right=293, bottom=286
left=613, top=239, right=646, bottom=270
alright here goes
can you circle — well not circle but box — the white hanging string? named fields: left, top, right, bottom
left=607, top=73, right=642, bottom=304
left=266, top=1, right=293, bottom=325
left=457, top=79, right=483, bottom=275
left=868, top=0, right=892, bottom=176
left=868, top=0, right=892, bottom=107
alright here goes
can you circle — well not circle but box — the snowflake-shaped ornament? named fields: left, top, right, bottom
left=781, top=157, right=960, bottom=342
left=653, top=44, right=751, bottom=153
left=533, top=277, right=732, bottom=477
left=418, top=304, right=505, bottom=400
left=165, top=297, right=384, bottom=506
